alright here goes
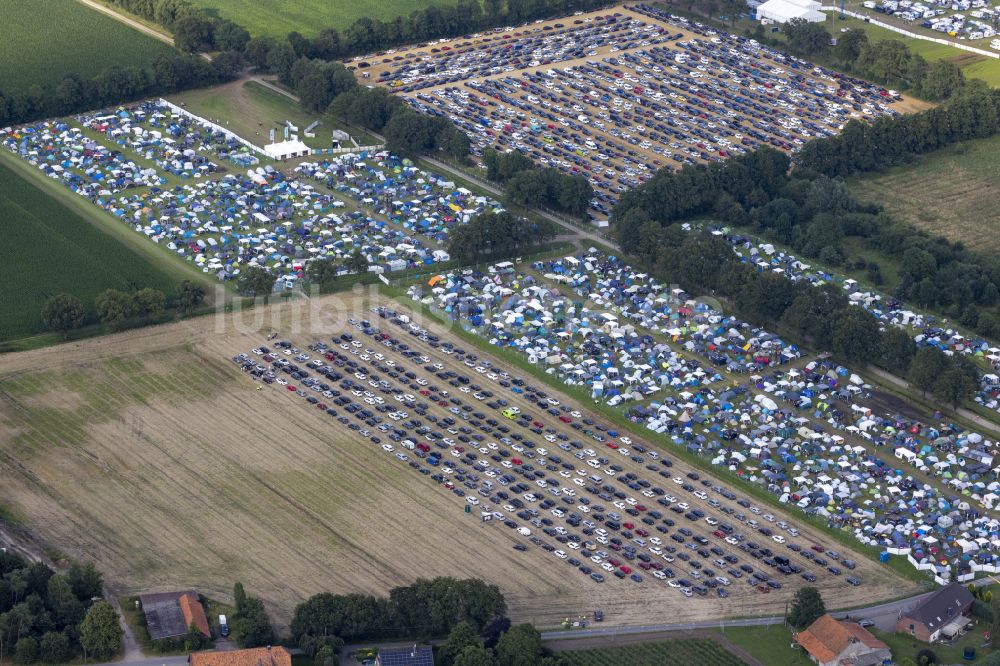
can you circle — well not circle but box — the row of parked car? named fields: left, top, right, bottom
left=232, top=304, right=863, bottom=595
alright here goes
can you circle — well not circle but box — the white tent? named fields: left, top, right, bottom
left=756, top=0, right=825, bottom=23
left=264, top=139, right=311, bottom=160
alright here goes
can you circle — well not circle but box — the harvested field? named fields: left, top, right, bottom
left=0, top=290, right=915, bottom=629
left=849, top=133, right=1000, bottom=252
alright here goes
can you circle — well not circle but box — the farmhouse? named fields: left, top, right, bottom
left=795, top=614, right=891, bottom=666
left=895, top=583, right=975, bottom=642
left=190, top=646, right=293, bottom=666
left=139, top=590, right=210, bottom=640
left=375, top=645, right=434, bottom=666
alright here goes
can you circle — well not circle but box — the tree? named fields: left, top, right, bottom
left=916, top=648, right=938, bottom=666
left=787, top=587, right=826, bottom=629
left=921, top=59, right=964, bottom=100
left=441, top=622, right=481, bottom=666
left=39, top=632, right=70, bottom=663
left=932, top=366, right=976, bottom=410
left=184, top=621, right=209, bottom=651
left=832, top=28, right=868, bottom=66
left=480, top=616, right=511, bottom=649
left=454, top=646, right=496, bottom=666
left=79, top=601, right=122, bottom=661
left=908, top=347, right=948, bottom=395
left=68, top=562, right=103, bottom=602
left=173, top=14, right=214, bottom=53
left=494, top=624, right=543, bottom=666
left=345, top=250, right=369, bottom=274
left=131, top=288, right=166, bottom=320
left=176, top=280, right=206, bottom=313
left=231, top=597, right=273, bottom=648
left=879, top=326, right=916, bottom=375
left=14, top=636, right=38, bottom=664
left=94, top=289, right=133, bottom=329
left=237, top=265, right=277, bottom=300
left=41, top=294, right=86, bottom=338
left=214, top=21, right=251, bottom=52
left=783, top=18, right=830, bottom=57
left=829, top=307, right=880, bottom=363
left=233, top=582, right=247, bottom=615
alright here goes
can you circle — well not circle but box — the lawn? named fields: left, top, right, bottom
left=558, top=638, right=748, bottom=665
left=723, top=625, right=814, bottom=666
left=187, top=0, right=459, bottom=38
left=169, top=80, right=379, bottom=150
left=871, top=626, right=995, bottom=664
left=0, top=0, right=176, bottom=94
left=848, top=133, right=1000, bottom=253
left=0, top=158, right=182, bottom=341
left=825, top=15, right=1000, bottom=86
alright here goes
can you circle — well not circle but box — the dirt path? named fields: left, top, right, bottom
left=75, top=0, right=212, bottom=61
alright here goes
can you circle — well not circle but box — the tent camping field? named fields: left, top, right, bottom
left=0, top=0, right=175, bottom=94
left=185, top=0, right=455, bottom=38
left=0, top=157, right=181, bottom=341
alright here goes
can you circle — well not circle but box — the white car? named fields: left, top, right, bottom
left=772, top=535, right=786, bottom=544
left=653, top=570, right=667, bottom=580
left=466, top=496, right=479, bottom=506
left=649, top=537, right=663, bottom=546
left=554, top=550, right=567, bottom=559
left=382, top=444, right=395, bottom=452
left=667, top=579, right=681, bottom=588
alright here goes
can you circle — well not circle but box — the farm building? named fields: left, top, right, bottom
left=139, top=590, right=210, bottom=640
left=896, top=583, right=975, bottom=642
left=794, top=614, right=891, bottom=666
left=264, top=139, right=311, bottom=161
left=190, top=646, right=293, bottom=666
left=375, top=645, right=434, bottom=666
left=756, top=0, right=825, bottom=22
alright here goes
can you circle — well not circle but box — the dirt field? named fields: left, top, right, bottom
left=0, top=289, right=916, bottom=629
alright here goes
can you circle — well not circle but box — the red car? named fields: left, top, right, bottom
left=511, top=458, right=523, bottom=466
left=636, top=529, right=650, bottom=537
left=533, top=421, right=543, bottom=428
left=316, top=403, right=326, bottom=410
left=757, top=585, right=770, bottom=593
left=623, top=522, right=634, bottom=530
left=559, top=415, right=572, bottom=423
left=713, top=530, right=725, bottom=538
left=811, top=545, right=825, bottom=553
left=620, top=566, right=632, bottom=574
left=438, top=400, right=448, bottom=407
left=286, top=385, right=297, bottom=391
left=609, top=558, right=621, bottom=567
left=636, top=505, right=648, bottom=512
left=606, top=442, right=619, bottom=449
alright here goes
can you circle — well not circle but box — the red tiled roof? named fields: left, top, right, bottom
left=179, top=592, right=211, bottom=638
left=795, top=614, right=887, bottom=663
left=191, top=646, right=292, bottom=666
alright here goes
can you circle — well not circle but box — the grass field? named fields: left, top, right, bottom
left=170, top=80, right=379, bottom=150
left=723, top=626, right=813, bottom=666
left=0, top=158, right=181, bottom=341
left=559, top=638, right=747, bottom=665
left=0, top=0, right=175, bottom=94
left=849, top=134, right=1000, bottom=253
left=187, top=0, right=458, bottom=38
left=824, top=15, right=1000, bottom=86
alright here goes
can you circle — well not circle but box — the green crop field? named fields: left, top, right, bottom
left=558, top=639, right=747, bottom=666
left=0, top=0, right=175, bottom=94
left=849, top=134, right=1000, bottom=253
left=0, top=158, right=180, bottom=341
left=187, top=0, right=458, bottom=38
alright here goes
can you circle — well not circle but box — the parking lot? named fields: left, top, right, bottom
left=351, top=4, right=926, bottom=219
left=231, top=295, right=905, bottom=610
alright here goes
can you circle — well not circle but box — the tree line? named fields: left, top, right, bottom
left=290, top=577, right=506, bottom=653
left=612, top=81, right=1000, bottom=352
left=0, top=555, right=122, bottom=664
left=447, top=210, right=557, bottom=264
left=0, top=53, right=235, bottom=129
left=41, top=281, right=205, bottom=338
left=778, top=19, right=966, bottom=102
left=483, top=149, right=595, bottom=218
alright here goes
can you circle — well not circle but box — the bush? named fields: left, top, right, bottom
left=15, top=637, right=39, bottom=664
